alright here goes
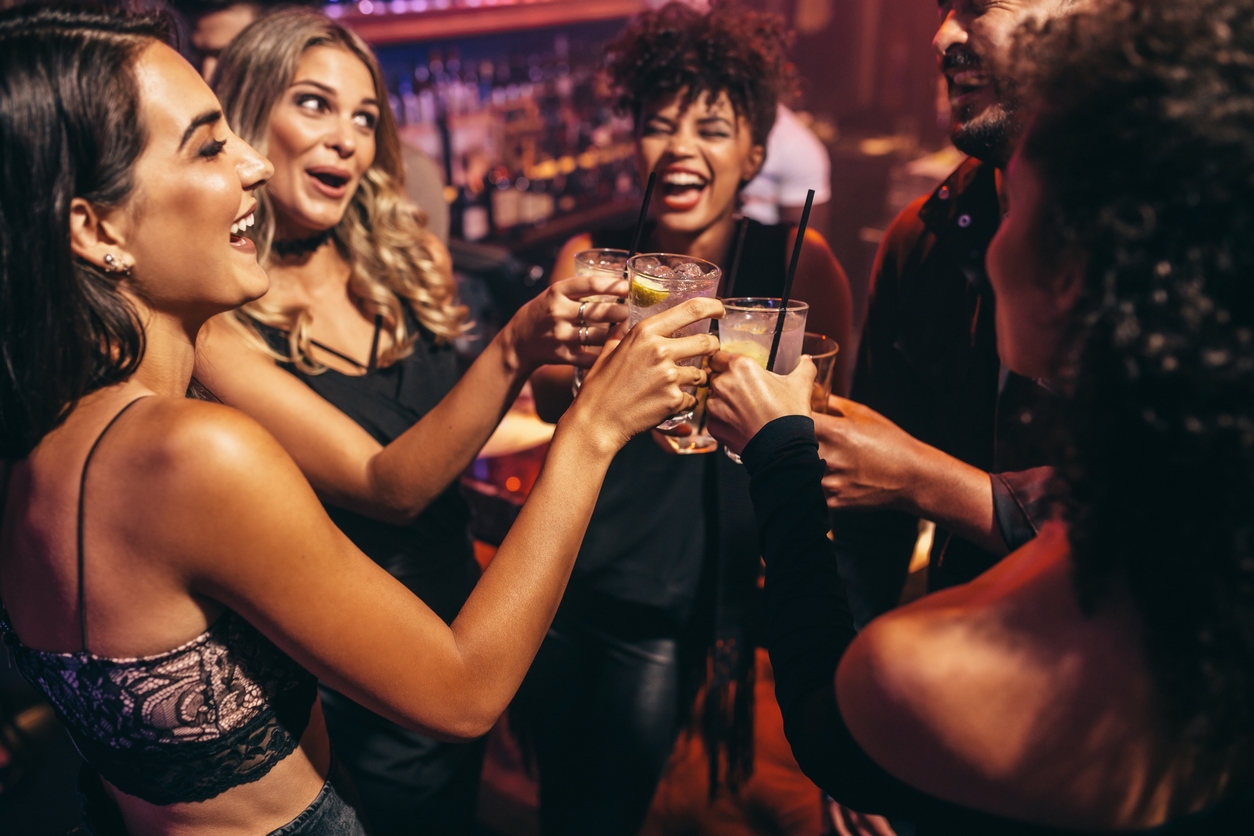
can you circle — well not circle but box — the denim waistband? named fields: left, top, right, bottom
left=78, top=759, right=368, bottom=836
left=267, top=760, right=369, bottom=836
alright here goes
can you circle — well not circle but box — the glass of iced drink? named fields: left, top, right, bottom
left=627, top=253, right=722, bottom=430
left=718, top=297, right=809, bottom=462
left=571, top=248, right=630, bottom=395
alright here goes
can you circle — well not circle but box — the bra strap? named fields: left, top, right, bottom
left=77, top=397, right=149, bottom=653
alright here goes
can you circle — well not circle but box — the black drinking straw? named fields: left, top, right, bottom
left=767, top=189, right=816, bottom=371
left=626, top=171, right=657, bottom=265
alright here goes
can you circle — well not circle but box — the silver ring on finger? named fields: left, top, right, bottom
left=578, top=301, right=588, bottom=327
left=579, top=325, right=589, bottom=345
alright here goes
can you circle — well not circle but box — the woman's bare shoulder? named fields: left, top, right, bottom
left=17, top=395, right=312, bottom=585
left=105, top=397, right=303, bottom=517
left=140, top=396, right=279, bottom=457
left=837, top=529, right=1073, bottom=759
left=835, top=526, right=1164, bottom=827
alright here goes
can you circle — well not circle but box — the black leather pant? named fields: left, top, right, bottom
left=513, top=609, right=682, bottom=836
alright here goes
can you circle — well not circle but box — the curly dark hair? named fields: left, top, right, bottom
left=1017, top=0, right=1254, bottom=806
left=606, top=0, right=795, bottom=147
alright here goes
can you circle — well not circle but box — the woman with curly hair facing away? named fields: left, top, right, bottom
left=0, top=3, right=721, bottom=835
left=523, top=4, right=852, bottom=833
left=193, top=9, right=640, bottom=834
left=703, top=0, right=1254, bottom=830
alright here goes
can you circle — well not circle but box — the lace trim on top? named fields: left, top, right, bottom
left=0, top=607, right=317, bottom=805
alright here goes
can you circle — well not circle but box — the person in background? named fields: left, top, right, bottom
left=816, top=0, right=1088, bottom=634
left=739, top=103, right=832, bottom=233
left=168, top=0, right=289, bottom=79
left=810, top=4, right=1084, bottom=833
left=524, top=4, right=852, bottom=835
left=0, top=5, right=721, bottom=836
left=707, top=0, right=1254, bottom=830
left=193, top=9, right=642, bottom=834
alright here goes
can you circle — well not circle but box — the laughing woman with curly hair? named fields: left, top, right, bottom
left=521, top=4, right=853, bottom=834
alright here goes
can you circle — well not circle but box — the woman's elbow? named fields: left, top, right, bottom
left=413, top=699, right=500, bottom=742
left=357, top=462, right=436, bottom=524
left=336, top=493, right=430, bottom=526
left=382, top=495, right=434, bottom=525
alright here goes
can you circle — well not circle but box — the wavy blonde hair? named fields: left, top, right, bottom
left=212, top=8, right=465, bottom=372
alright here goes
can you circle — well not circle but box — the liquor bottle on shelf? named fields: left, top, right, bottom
left=451, top=183, right=491, bottom=243
left=489, top=166, right=521, bottom=234
left=381, top=25, right=649, bottom=241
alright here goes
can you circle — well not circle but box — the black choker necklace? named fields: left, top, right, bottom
left=272, top=229, right=332, bottom=259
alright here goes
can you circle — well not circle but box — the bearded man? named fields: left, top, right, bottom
left=816, top=0, right=1084, bottom=631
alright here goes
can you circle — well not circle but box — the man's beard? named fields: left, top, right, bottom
left=943, top=48, right=1021, bottom=167
left=951, top=103, right=1015, bottom=167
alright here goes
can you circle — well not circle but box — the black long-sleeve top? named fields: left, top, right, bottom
left=744, top=416, right=1250, bottom=835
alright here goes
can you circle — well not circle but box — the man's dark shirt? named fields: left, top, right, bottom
left=835, top=157, right=1057, bottom=628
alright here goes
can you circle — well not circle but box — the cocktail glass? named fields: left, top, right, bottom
left=718, top=297, right=809, bottom=463
left=627, top=253, right=722, bottom=430
left=571, top=248, right=629, bottom=395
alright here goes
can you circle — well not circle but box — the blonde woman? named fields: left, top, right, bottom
left=194, top=10, right=628, bottom=833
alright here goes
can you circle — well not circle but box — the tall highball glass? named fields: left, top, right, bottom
left=627, top=253, right=722, bottom=430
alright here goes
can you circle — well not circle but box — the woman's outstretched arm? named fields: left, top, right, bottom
left=195, top=269, right=626, bottom=526
left=171, top=299, right=720, bottom=740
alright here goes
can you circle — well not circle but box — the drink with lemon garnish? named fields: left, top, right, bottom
left=626, top=254, right=722, bottom=430
left=718, top=298, right=809, bottom=373
left=718, top=298, right=809, bottom=462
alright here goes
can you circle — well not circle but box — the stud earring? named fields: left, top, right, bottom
left=102, top=253, right=131, bottom=276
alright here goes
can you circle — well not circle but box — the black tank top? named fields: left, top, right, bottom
left=252, top=316, right=479, bottom=625
left=561, top=220, right=790, bottom=629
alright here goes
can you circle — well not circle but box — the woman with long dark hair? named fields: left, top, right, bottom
left=0, top=6, right=720, bottom=834
left=706, top=0, right=1254, bottom=831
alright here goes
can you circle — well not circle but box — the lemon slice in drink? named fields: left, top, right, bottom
left=721, top=340, right=772, bottom=369
left=630, top=277, right=670, bottom=307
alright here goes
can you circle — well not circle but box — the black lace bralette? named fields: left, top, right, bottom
left=0, top=397, right=318, bottom=805
left=0, top=606, right=318, bottom=805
